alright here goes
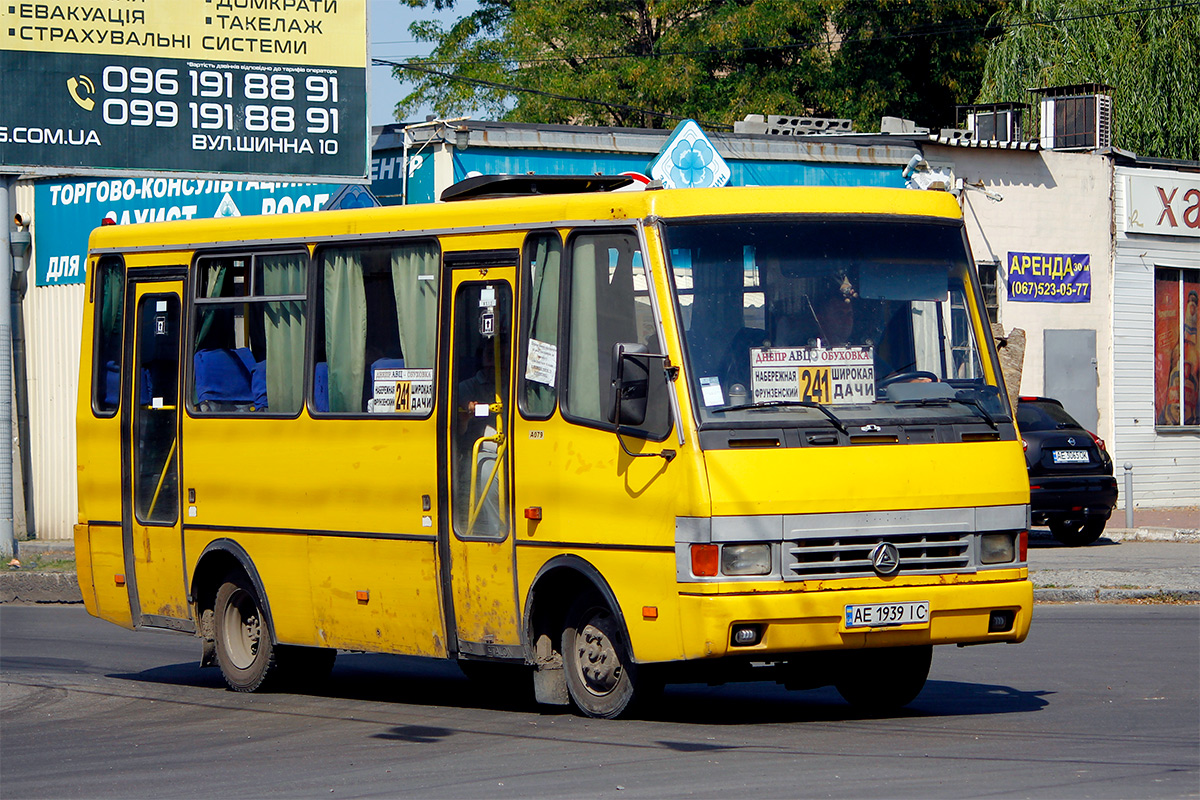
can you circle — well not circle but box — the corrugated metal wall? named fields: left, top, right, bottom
left=1112, top=167, right=1200, bottom=508
left=24, top=270, right=85, bottom=541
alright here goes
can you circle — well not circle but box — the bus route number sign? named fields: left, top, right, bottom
left=750, top=347, right=876, bottom=405
left=371, top=369, right=433, bottom=414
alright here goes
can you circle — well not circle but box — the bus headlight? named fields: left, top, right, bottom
left=721, top=544, right=771, bottom=576
left=980, top=533, right=1015, bottom=564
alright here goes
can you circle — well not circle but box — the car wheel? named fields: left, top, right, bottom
left=1048, top=517, right=1106, bottom=546
left=835, top=645, right=932, bottom=713
left=213, top=572, right=280, bottom=692
left=562, top=593, right=638, bottom=719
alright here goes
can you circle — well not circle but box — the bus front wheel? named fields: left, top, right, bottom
left=834, top=645, right=932, bottom=713
left=562, top=593, right=638, bottom=719
left=213, top=572, right=279, bottom=692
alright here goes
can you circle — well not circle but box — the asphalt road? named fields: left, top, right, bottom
left=2, top=605, right=1197, bottom=800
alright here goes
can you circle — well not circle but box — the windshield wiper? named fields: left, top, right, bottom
left=716, top=400, right=849, bottom=435
left=900, top=397, right=998, bottom=430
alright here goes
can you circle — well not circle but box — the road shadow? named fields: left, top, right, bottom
left=633, top=678, right=1050, bottom=724
left=107, top=650, right=1050, bottom=725
left=108, top=661, right=227, bottom=689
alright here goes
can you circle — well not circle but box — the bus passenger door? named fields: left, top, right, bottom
left=443, top=267, right=521, bottom=656
left=122, top=280, right=191, bottom=629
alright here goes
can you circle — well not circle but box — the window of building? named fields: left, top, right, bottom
left=313, top=240, right=439, bottom=415
left=1154, top=267, right=1199, bottom=427
left=92, top=256, right=125, bottom=415
left=562, top=230, right=671, bottom=439
left=978, top=260, right=1000, bottom=324
left=192, top=252, right=308, bottom=415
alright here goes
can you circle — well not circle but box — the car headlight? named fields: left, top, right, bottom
left=721, top=544, right=771, bottom=576
left=980, top=533, right=1015, bottom=564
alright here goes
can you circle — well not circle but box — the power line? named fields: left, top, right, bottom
left=380, top=59, right=734, bottom=130
left=380, top=0, right=1198, bottom=126
left=396, top=0, right=1200, bottom=70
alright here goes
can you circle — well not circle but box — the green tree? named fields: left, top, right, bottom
left=977, top=0, right=1200, bottom=160
left=394, top=0, right=832, bottom=129
left=820, top=0, right=1005, bottom=133
left=391, top=0, right=1007, bottom=131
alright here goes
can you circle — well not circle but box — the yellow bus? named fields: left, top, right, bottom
left=75, top=178, right=1032, bottom=718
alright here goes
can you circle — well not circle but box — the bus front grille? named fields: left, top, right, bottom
left=783, top=532, right=972, bottom=581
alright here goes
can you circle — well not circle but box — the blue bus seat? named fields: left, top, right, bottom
left=194, top=348, right=257, bottom=410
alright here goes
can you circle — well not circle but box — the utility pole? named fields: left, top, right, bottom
left=0, top=175, right=18, bottom=560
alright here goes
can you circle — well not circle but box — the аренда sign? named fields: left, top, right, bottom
left=1007, top=252, right=1091, bottom=303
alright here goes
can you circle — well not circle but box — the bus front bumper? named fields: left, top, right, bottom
left=675, top=577, right=1033, bottom=661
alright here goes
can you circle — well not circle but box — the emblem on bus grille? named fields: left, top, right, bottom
left=870, top=542, right=901, bottom=576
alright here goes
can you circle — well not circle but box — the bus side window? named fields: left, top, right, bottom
left=191, top=253, right=307, bottom=415
left=519, top=231, right=562, bottom=419
left=314, top=240, right=439, bottom=415
left=563, top=231, right=671, bottom=439
left=92, top=256, right=126, bottom=415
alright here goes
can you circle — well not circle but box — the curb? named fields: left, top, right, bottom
left=0, top=571, right=83, bottom=604
left=1034, top=587, right=1200, bottom=603
left=1102, top=528, right=1200, bottom=543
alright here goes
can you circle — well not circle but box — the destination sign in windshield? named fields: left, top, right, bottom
left=751, top=346, right=876, bottom=405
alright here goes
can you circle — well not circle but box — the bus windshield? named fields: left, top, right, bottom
left=662, top=217, right=1009, bottom=429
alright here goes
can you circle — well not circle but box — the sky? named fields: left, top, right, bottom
left=368, top=0, right=479, bottom=126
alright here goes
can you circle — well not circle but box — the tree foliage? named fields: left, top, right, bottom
left=820, top=0, right=1004, bottom=132
left=391, top=0, right=1003, bottom=131
left=977, top=0, right=1200, bottom=160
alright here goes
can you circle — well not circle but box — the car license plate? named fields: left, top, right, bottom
left=844, top=601, right=930, bottom=629
left=1053, top=449, right=1090, bottom=464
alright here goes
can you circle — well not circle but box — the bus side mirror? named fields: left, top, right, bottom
left=609, top=342, right=651, bottom=427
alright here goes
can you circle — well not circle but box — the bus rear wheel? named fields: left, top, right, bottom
left=562, top=593, right=638, bottom=719
left=213, top=573, right=279, bottom=692
left=834, top=645, right=932, bottom=713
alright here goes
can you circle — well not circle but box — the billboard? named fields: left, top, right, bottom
left=1, top=0, right=367, bottom=180
left=33, top=177, right=337, bottom=286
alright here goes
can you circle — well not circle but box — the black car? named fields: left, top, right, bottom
left=1016, top=397, right=1118, bottom=546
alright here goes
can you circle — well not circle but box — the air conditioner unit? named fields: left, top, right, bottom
left=1035, top=85, right=1113, bottom=150
left=968, top=109, right=1021, bottom=142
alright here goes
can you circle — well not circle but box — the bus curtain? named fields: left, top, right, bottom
left=390, top=243, right=439, bottom=371
left=262, top=254, right=307, bottom=414
left=324, top=250, right=368, bottom=413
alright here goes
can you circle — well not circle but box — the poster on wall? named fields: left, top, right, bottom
left=33, top=177, right=336, bottom=286
left=1006, top=252, right=1091, bottom=303
left=1155, top=270, right=1200, bottom=426
left=1, top=0, right=367, bottom=179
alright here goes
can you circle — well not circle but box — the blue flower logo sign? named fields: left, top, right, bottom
left=670, top=138, right=715, bottom=187
left=648, top=120, right=731, bottom=189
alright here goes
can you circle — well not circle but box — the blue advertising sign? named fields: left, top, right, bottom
left=34, top=178, right=335, bottom=286
left=1007, top=252, right=1091, bottom=303
left=647, top=120, right=731, bottom=189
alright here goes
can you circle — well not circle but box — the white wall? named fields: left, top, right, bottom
left=1112, top=166, right=1200, bottom=508
left=933, top=147, right=1116, bottom=447
left=24, top=283, right=85, bottom=540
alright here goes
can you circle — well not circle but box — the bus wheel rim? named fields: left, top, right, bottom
left=576, top=613, right=622, bottom=696
left=222, top=588, right=260, bottom=670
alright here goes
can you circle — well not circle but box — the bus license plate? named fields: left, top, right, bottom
left=1053, top=449, right=1090, bottom=464
left=844, top=601, right=930, bottom=629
